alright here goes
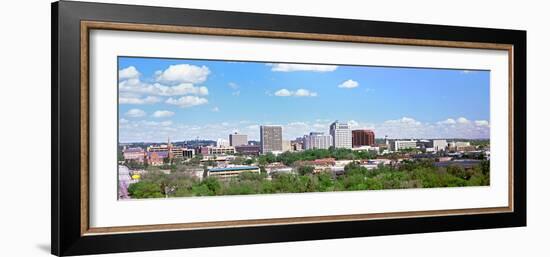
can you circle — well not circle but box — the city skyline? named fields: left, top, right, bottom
left=118, top=57, right=491, bottom=143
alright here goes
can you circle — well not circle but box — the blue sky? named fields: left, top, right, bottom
left=118, top=57, right=490, bottom=143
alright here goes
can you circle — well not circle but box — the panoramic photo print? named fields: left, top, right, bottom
left=117, top=57, right=491, bottom=200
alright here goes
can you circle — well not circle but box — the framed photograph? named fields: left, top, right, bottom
left=52, top=1, right=526, bottom=256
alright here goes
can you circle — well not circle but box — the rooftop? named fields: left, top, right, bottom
left=209, top=166, right=259, bottom=172
left=123, top=147, right=144, bottom=153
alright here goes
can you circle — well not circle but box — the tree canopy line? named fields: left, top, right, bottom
left=258, top=147, right=378, bottom=166
left=127, top=156, right=490, bottom=198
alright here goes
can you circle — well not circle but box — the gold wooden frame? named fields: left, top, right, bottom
left=80, top=20, right=514, bottom=236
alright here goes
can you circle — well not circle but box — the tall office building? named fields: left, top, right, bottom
left=352, top=129, right=375, bottom=147
left=304, top=132, right=332, bottom=150
left=229, top=132, right=248, bottom=146
left=260, top=125, right=283, bottom=154
left=329, top=121, right=352, bottom=149
left=291, top=137, right=304, bottom=151
left=282, top=140, right=292, bottom=152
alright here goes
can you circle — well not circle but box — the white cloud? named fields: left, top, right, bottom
left=275, top=89, right=292, bottom=96
left=457, top=117, right=470, bottom=124
left=152, top=110, right=175, bottom=118
left=119, top=66, right=140, bottom=80
left=167, top=83, right=208, bottom=96
left=439, top=118, right=456, bottom=125
left=119, top=96, right=162, bottom=105
left=287, top=121, right=308, bottom=127
left=125, top=108, right=146, bottom=118
left=246, top=124, right=260, bottom=130
left=118, top=65, right=212, bottom=118
left=119, top=118, right=129, bottom=124
left=348, top=120, right=360, bottom=128
left=212, top=107, right=220, bottom=112
left=475, top=120, right=490, bottom=127
left=165, top=96, right=208, bottom=108
left=267, top=63, right=338, bottom=72
left=159, top=120, right=173, bottom=126
left=154, top=64, right=211, bottom=84
left=439, top=117, right=483, bottom=126
left=228, top=82, right=240, bottom=96
left=119, top=79, right=208, bottom=97
left=338, top=79, right=359, bottom=89
left=312, top=124, right=327, bottom=130
left=385, top=117, right=422, bottom=126
left=274, top=88, right=317, bottom=97
left=374, top=116, right=490, bottom=139
left=295, top=89, right=318, bottom=97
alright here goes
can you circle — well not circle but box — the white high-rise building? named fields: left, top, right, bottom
left=260, top=125, right=283, bottom=154
left=329, top=121, right=352, bottom=149
left=229, top=132, right=248, bottom=146
left=304, top=132, right=332, bottom=150
left=216, top=138, right=229, bottom=147
left=433, top=139, right=448, bottom=152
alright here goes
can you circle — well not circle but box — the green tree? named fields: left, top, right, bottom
left=297, top=165, right=314, bottom=176
left=191, top=184, right=212, bottom=196
left=446, top=165, right=472, bottom=180
left=259, top=152, right=277, bottom=165
left=317, top=172, right=335, bottom=192
left=128, top=181, right=163, bottom=198
left=239, top=172, right=266, bottom=181
left=243, top=158, right=255, bottom=165
left=260, top=180, right=274, bottom=193
left=200, top=177, right=222, bottom=195
left=480, top=160, right=490, bottom=176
